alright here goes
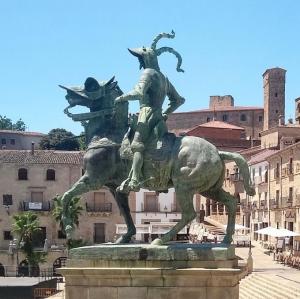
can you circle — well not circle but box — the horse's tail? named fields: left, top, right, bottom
left=219, top=151, right=255, bottom=196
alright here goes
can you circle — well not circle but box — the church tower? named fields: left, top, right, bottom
left=263, top=68, right=286, bottom=131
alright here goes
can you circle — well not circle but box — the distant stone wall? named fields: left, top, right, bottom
left=209, top=95, right=234, bottom=109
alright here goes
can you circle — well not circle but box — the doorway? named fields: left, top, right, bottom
left=94, top=223, right=105, bottom=243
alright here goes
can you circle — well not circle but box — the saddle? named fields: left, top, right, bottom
left=120, top=128, right=177, bottom=190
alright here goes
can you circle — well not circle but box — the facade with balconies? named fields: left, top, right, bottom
left=266, top=142, right=300, bottom=251
left=0, top=149, right=127, bottom=255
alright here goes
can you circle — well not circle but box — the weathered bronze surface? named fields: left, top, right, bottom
left=59, top=32, right=255, bottom=246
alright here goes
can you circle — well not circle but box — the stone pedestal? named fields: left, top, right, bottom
left=59, top=243, right=246, bottom=299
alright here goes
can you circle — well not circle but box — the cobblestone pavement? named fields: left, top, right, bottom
left=235, top=241, right=300, bottom=286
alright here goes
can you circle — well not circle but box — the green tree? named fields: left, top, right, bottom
left=78, top=133, right=87, bottom=150
left=39, top=128, right=80, bottom=150
left=52, top=196, right=84, bottom=249
left=0, top=115, right=26, bottom=131
left=12, top=212, right=46, bottom=276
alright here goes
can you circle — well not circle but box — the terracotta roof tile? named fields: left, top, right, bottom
left=0, top=130, right=45, bottom=136
left=196, top=120, right=244, bottom=130
left=248, top=149, right=279, bottom=165
left=0, top=150, right=83, bottom=165
left=171, top=106, right=263, bottom=115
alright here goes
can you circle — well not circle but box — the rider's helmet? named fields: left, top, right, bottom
left=128, top=31, right=184, bottom=73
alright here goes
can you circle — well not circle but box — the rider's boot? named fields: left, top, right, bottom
left=127, top=151, right=143, bottom=192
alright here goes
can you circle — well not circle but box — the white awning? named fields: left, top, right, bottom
left=254, top=226, right=300, bottom=237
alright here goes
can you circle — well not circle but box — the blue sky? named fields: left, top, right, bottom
left=1, top=0, right=300, bottom=135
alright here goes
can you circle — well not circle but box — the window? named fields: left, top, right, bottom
left=4, top=231, right=13, bottom=240
left=289, top=187, right=293, bottom=201
left=3, top=194, right=12, bottom=205
left=259, top=167, right=262, bottom=177
left=275, top=92, right=278, bottom=97
left=1, top=139, right=6, bottom=145
left=240, top=114, right=246, bottom=121
left=274, top=163, right=280, bottom=178
left=222, top=114, right=228, bottom=122
left=206, top=117, right=211, bottom=122
left=276, top=190, right=280, bottom=202
left=258, top=115, right=263, bottom=122
left=58, top=230, right=66, bottom=239
left=144, top=193, right=158, bottom=212
left=10, top=139, right=15, bottom=145
left=18, top=168, right=28, bottom=180
left=46, top=169, right=55, bottom=181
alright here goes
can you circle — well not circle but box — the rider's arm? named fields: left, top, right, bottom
left=115, top=72, right=151, bottom=103
left=163, top=79, right=185, bottom=117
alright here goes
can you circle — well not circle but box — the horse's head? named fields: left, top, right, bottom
left=59, top=76, right=120, bottom=118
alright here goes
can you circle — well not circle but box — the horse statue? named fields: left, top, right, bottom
left=59, top=76, right=255, bottom=245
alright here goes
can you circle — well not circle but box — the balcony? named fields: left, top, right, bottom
left=281, top=197, right=293, bottom=208
left=270, top=199, right=279, bottom=209
left=229, top=173, right=243, bottom=182
left=86, top=202, right=112, bottom=213
left=21, top=201, right=51, bottom=211
left=259, top=200, right=267, bottom=210
left=251, top=202, right=258, bottom=210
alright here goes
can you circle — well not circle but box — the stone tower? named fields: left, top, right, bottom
left=295, top=97, right=300, bottom=125
left=263, top=67, right=286, bottom=131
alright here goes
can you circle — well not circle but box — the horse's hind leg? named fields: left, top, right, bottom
left=110, top=189, right=136, bottom=244
left=202, top=188, right=237, bottom=244
left=152, top=189, right=196, bottom=245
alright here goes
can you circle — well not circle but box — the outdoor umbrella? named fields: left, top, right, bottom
left=254, top=226, right=284, bottom=237
left=278, top=228, right=300, bottom=237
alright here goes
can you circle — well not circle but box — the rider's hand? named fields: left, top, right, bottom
left=115, top=95, right=124, bottom=103
left=162, top=113, right=168, bottom=121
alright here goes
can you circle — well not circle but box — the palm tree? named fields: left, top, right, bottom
left=12, top=212, right=46, bottom=276
left=52, top=196, right=83, bottom=248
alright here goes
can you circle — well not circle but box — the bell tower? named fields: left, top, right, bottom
left=263, top=68, right=286, bottom=131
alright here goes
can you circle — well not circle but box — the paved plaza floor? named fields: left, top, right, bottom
left=236, top=241, right=300, bottom=286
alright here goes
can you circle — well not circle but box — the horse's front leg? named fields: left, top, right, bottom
left=61, top=175, right=93, bottom=239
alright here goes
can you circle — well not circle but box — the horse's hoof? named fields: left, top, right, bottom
left=151, top=238, right=163, bottom=246
left=115, top=235, right=131, bottom=244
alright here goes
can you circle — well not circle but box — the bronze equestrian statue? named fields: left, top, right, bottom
left=59, top=32, right=255, bottom=246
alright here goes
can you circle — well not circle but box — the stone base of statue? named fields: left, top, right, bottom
left=58, top=243, right=247, bottom=299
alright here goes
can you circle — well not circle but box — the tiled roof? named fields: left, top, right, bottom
left=0, top=150, right=83, bottom=165
left=171, top=106, right=263, bottom=115
left=248, top=149, right=279, bottom=165
left=196, top=120, right=244, bottom=130
left=0, top=130, right=45, bottom=136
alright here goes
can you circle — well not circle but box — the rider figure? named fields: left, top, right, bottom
left=115, top=31, right=185, bottom=192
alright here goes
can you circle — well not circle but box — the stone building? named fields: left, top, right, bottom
left=0, top=149, right=130, bottom=270
left=266, top=143, right=300, bottom=253
left=0, top=130, right=45, bottom=150
left=167, top=95, right=264, bottom=139
left=167, top=67, right=287, bottom=141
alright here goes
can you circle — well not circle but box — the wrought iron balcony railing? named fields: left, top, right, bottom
left=86, top=202, right=112, bottom=213
left=21, top=201, right=51, bottom=211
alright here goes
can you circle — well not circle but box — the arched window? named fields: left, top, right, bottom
left=46, top=169, right=55, bottom=181
left=18, top=168, right=28, bottom=180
